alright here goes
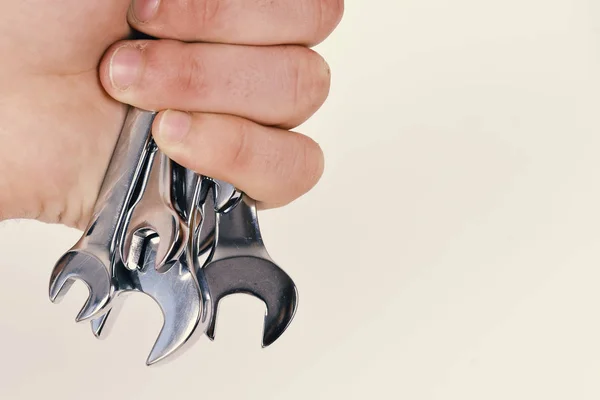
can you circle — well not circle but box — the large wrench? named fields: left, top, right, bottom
left=49, top=108, right=156, bottom=321
left=201, top=180, right=298, bottom=347
left=90, top=162, right=210, bottom=365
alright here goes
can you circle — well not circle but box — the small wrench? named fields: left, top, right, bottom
left=90, top=163, right=210, bottom=365
left=121, top=148, right=188, bottom=273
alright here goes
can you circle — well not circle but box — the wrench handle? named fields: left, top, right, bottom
left=210, top=192, right=271, bottom=261
left=79, top=107, right=157, bottom=253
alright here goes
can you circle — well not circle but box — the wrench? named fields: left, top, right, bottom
left=91, top=235, right=209, bottom=365
left=90, top=159, right=210, bottom=365
left=121, top=148, right=188, bottom=273
left=49, top=108, right=156, bottom=321
left=201, top=180, right=298, bottom=347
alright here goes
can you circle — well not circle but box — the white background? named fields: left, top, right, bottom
left=2, top=1, right=600, bottom=398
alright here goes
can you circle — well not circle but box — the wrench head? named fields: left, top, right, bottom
left=90, top=306, right=115, bottom=339
left=122, top=211, right=185, bottom=273
left=203, top=256, right=298, bottom=347
left=91, top=235, right=209, bottom=365
left=49, top=250, right=112, bottom=322
left=121, top=152, right=187, bottom=273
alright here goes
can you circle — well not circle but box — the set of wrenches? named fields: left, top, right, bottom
left=48, top=107, right=298, bottom=365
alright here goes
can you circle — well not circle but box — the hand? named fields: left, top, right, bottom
left=99, top=0, right=343, bottom=209
left=0, top=0, right=133, bottom=227
left=0, top=0, right=343, bottom=229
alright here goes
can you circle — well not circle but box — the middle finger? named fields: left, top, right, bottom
left=99, top=39, right=331, bottom=128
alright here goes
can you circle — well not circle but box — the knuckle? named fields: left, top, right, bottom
left=176, top=49, right=209, bottom=95
left=225, top=118, right=251, bottom=171
left=313, top=0, right=344, bottom=42
left=282, top=48, right=304, bottom=116
left=281, top=47, right=331, bottom=121
left=186, top=0, right=222, bottom=31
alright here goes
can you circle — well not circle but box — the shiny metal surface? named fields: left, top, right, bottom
left=202, top=183, right=298, bottom=347
left=122, top=149, right=188, bottom=273
left=47, top=20, right=300, bottom=365
left=48, top=106, right=298, bottom=363
left=49, top=108, right=156, bottom=322
left=194, top=178, right=217, bottom=260
left=90, top=163, right=210, bottom=365
left=90, top=236, right=209, bottom=365
left=211, top=179, right=243, bottom=213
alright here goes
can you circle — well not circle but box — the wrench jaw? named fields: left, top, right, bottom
left=90, top=293, right=131, bottom=339
left=203, top=257, right=298, bottom=348
left=145, top=281, right=202, bottom=365
left=121, top=151, right=189, bottom=273
left=49, top=251, right=112, bottom=322
left=122, top=215, right=185, bottom=272
left=262, top=281, right=297, bottom=348
left=141, top=257, right=209, bottom=366
left=90, top=308, right=112, bottom=339
left=200, top=184, right=299, bottom=347
left=90, top=234, right=210, bottom=366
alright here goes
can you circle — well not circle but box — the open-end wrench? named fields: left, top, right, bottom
left=91, top=235, right=209, bottom=365
left=121, top=148, right=188, bottom=273
left=90, top=163, right=210, bottom=365
left=201, top=180, right=298, bottom=347
left=49, top=108, right=156, bottom=322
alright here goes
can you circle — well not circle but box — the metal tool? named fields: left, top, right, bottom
left=48, top=103, right=300, bottom=364
left=49, top=108, right=156, bottom=321
left=90, top=236, right=209, bottom=365
left=201, top=180, right=298, bottom=347
left=90, top=153, right=210, bottom=365
left=121, top=149, right=188, bottom=273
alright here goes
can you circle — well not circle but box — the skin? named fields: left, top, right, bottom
left=0, top=0, right=343, bottom=230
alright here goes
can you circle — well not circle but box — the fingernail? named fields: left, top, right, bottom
left=132, top=0, right=160, bottom=23
left=109, top=45, right=143, bottom=91
left=156, top=110, right=192, bottom=144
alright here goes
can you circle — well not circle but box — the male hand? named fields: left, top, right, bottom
left=0, top=0, right=343, bottom=229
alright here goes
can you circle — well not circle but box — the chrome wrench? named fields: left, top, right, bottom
left=49, top=108, right=156, bottom=322
left=201, top=180, right=298, bottom=347
left=90, top=160, right=210, bottom=365
left=121, top=149, right=189, bottom=273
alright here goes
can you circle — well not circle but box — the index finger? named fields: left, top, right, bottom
left=128, top=0, right=344, bottom=46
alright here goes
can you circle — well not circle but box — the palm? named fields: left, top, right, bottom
left=0, top=0, right=133, bottom=228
